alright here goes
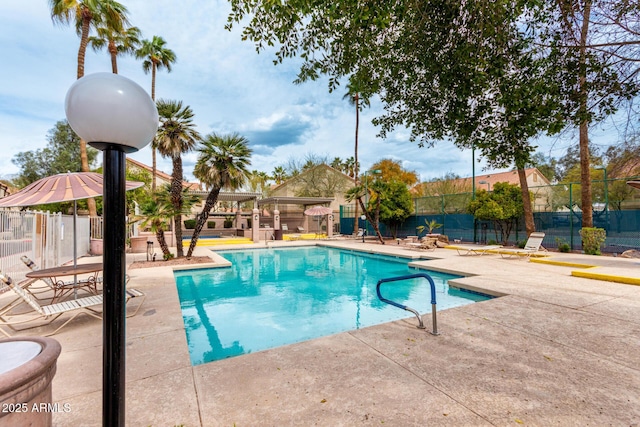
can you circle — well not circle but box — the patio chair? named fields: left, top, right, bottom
left=499, top=232, right=547, bottom=260
left=281, top=224, right=288, bottom=231
left=453, top=244, right=502, bottom=256
left=296, top=226, right=305, bottom=233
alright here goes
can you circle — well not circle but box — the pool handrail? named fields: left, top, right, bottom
left=376, top=273, right=439, bottom=335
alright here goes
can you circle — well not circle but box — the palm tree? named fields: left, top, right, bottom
left=343, top=81, right=370, bottom=233
left=136, top=36, right=177, bottom=191
left=89, top=24, right=141, bottom=73
left=156, top=100, right=202, bottom=258
left=49, top=0, right=129, bottom=217
left=135, top=188, right=174, bottom=259
left=272, top=166, right=287, bottom=184
left=187, top=133, right=252, bottom=257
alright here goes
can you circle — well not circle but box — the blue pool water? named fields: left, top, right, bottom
left=175, top=246, right=490, bottom=365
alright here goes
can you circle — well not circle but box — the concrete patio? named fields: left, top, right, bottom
left=2, top=240, right=640, bottom=426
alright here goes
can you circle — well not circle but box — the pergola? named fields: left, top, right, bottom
left=258, top=196, right=335, bottom=235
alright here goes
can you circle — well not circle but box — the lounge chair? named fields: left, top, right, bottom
left=499, top=232, right=547, bottom=260
left=296, top=226, right=305, bottom=233
left=281, top=224, right=288, bottom=231
left=0, top=271, right=145, bottom=337
left=453, top=244, right=502, bottom=256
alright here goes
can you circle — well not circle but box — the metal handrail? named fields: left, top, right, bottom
left=376, top=273, right=439, bottom=335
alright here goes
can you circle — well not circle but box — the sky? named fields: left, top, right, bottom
left=0, top=1, right=625, bottom=185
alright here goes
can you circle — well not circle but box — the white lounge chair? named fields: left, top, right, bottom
left=453, top=244, right=502, bottom=256
left=499, top=232, right=547, bottom=260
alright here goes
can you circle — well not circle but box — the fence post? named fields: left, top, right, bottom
left=569, top=183, right=574, bottom=250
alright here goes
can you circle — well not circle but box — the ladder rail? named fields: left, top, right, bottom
left=376, top=273, right=439, bottom=335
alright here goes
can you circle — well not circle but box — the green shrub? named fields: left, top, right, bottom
left=487, top=239, right=499, bottom=245
left=183, top=219, right=196, bottom=229
left=163, top=252, right=175, bottom=261
left=555, top=237, right=570, bottom=253
left=207, top=220, right=216, bottom=229
left=579, top=227, right=606, bottom=255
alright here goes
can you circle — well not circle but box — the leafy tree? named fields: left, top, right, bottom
left=89, top=23, right=141, bottom=74
left=414, top=173, right=472, bottom=215
left=529, top=153, right=559, bottom=183
left=377, top=180, right=414, bottom=239
left=156, top=99, right=202, bottom=258
left=370, top=159, right=418, bottom=187
left=12, top=120, right=99, bottom=188
left=467, top=182, right=525, bottom=245
left=136, top=36, right=177, bottom=190
left=530, top=1, right=640, bottom=227
left=49, top=0, right=130, bottom=216
left=187, top=133, right=252, bottom=257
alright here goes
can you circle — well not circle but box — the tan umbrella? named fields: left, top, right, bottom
left=0, top=172, right=142, bottom=207
left=304, top=206, right=333, bottom=232
left=0, top=172, right=144, bottom=286
left=303, top=206, right=333, bottom=216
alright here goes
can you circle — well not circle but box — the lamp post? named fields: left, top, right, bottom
left=65, top=73, right=158, bottom=427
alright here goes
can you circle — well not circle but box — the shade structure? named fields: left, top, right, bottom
left=304, top=206, right=333, bottom=216
left=0, top=172, right=143, bottom=208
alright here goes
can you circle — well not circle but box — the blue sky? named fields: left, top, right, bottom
left=0, top=1, right=622, bottom=184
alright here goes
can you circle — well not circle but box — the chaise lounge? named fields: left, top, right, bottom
left=499, top=232, right=547, bottom=260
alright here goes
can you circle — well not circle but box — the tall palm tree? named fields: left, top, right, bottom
left=136, top=36, right=177, bottom=191
left=156, top=99, right=202, bottom=258
left=89, top=24, right=141, bottom=73
left=49, top=0, right=129, bottom=217
left=343, top=81, right=370, bottom=233
left=187, top=133, right=252, bottom=257
left=272, top=166, right=287, bottom=184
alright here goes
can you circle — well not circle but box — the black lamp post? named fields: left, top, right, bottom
left=65, top=72, right=158, bottom=427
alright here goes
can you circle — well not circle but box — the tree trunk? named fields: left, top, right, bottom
left=578, top=0, right=593, bottom=228
left=357, top=197, right=385, bottom=244
left=151, top=65, right=157, bottom=191
left=77, top=12, right=97, bottom=217
left=155, top=225, right=170, bottom=257
left=187, top=188, right=221, bottom=257
left=517, top=167, right=535, bottom=235
left=109, top=41, right=118, bottom=74
left=353, top=93, right=360, bottom=235
left=171, top=156, right=184, bottom=257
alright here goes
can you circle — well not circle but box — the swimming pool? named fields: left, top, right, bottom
left=175, top=246, right=490, bottom=365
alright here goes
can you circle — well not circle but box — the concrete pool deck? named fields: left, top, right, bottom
left=2, top=240, right=640, bottom=425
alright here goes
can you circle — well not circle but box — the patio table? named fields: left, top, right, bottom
left=26, top=263, right=103, bottom=302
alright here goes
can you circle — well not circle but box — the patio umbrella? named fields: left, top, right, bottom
left=627, top=181, right=640, bottom=190
left=304, top=206, right=333, bottom=233
left=0, top=172, right=144, bottom=279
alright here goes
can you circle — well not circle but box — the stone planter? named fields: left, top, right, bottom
left=0, top=337, right=62, bottom=427
left=90, top=238, right=103, bottom=255
left=129, top=236, right=149, bottom=253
